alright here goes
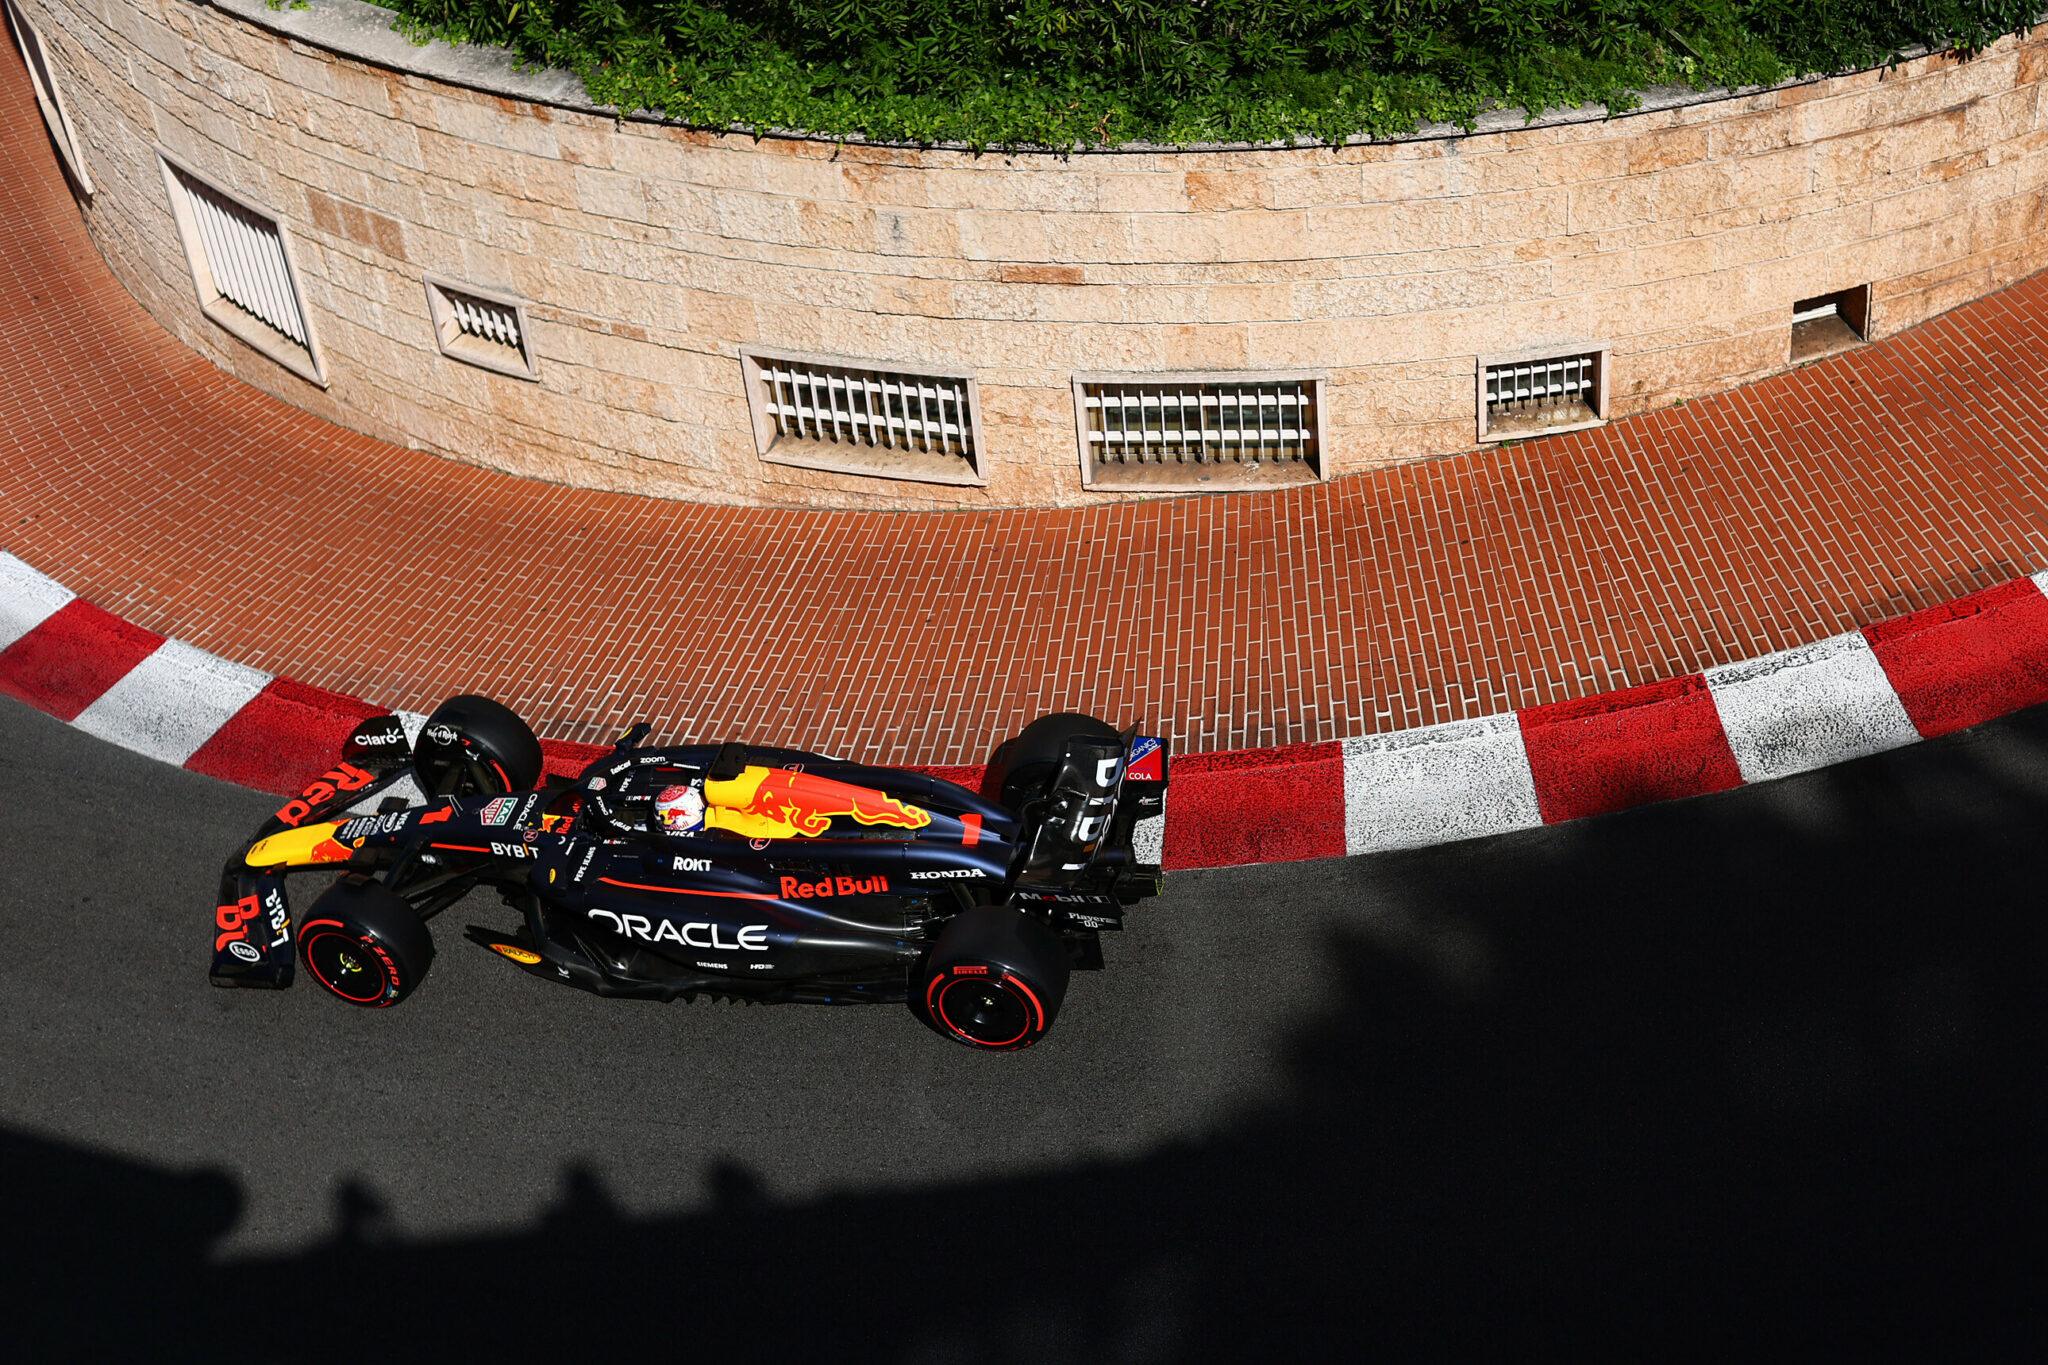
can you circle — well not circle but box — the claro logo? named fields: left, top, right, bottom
left=586, top=909, right=767, bottom=951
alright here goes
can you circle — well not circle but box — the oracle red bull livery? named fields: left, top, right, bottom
left=212, top=696, right=1168, bottom=1050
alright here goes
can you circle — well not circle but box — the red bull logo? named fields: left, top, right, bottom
left=711, top=766, right=930, bottom=839
left=274, top=762, right=375, bottom=827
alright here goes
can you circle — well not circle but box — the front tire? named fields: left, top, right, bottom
left=413, top=694, right=543, bottom=797
left=299, top=877, right=434, bottom=1007
left=920, top=906, right=1071, bottom=1050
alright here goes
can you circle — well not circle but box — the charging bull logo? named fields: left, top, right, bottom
left=705, top=766, right=931, bottom=840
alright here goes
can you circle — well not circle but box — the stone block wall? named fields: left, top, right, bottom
left=23, top=0, right=2048, bottom=508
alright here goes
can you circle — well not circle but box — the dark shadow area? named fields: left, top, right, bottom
left=11, top=707, right=2048, bottom=1358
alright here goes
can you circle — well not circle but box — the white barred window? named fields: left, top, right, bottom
left=742, top=349, right=984, bottom=486
left=1074, top=373, right=1325, bottom=490
left=1477, top=345, right=1609, bottom=441
left=157, top=150, right=325, bottom=387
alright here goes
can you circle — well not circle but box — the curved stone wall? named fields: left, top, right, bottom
left=22, top=0, right=2048, bottom=508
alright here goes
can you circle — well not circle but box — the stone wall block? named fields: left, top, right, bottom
left=1478, top=186, right=1568, bottom=241
left=1567, top=177, right=1656, bottom=234
left=1888, top=107, right=1974, bottom=178
left=1533, top=136, right=1630, bottom=188
left=109, top=2, right=191, bottom=80
left=1731, top=146, right=1814, bottom=207
left=1093, top=171, right=1190, bottom=215
left=955, top=209, right=1055, bottom=263
left=1625, top=125, right=1711, bottom=175
left=1709, top=107, right=1800, bottom=161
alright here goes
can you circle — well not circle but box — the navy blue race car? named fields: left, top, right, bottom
left=211, top=697, right=1168, bottom=1050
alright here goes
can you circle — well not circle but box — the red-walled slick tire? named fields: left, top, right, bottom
left=299, top=877, right=434, bottom=1008
left=920, top=906, right=1070, bottom=1050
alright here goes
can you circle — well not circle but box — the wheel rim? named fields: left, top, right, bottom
left=929, top=969, right=1043, bottom=1048
left=303, top=927, right=395, bottom=1004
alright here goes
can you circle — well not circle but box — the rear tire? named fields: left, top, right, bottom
left=299, top=877, right=434, bottom=1008
left=920, top=906, right=1071, bottom=1050
left=413, top=694, right=542, bottom=797
left=984, top=712, right=1119, bottom=814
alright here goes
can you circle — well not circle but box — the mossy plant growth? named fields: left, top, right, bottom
left=375, top=2, right=2041, bottom=149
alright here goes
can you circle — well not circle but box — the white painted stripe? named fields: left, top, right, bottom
left=0, top=550, right=76, bottom=651
left=72, top=639, right=273, bottom=766
left=1343, top=713, right=1542, bottom=855
left=393, top=710, right=428, bottom=745
left=1704, top=630, right=1919, bottom=785
left=2031, top=568, right=2048, bottom=601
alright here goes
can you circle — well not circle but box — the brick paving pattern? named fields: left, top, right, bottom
left=5, top=43, right=2048, bottom=765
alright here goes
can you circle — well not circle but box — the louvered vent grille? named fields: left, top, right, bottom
left=159, top=155, right=322, bottom=384
left=424, top=277, right=536, bottom=379
left=170, top=168, right=310, bottom=350
left=5, top=0, right=91, bottom=193
left=448, top=290, right=521, bottom=349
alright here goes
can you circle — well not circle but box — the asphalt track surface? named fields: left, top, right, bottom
left=4, top=694, right=2047, bottom=1356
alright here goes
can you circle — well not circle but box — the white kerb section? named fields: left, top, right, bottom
left=72, top=639, right=273, bottom=766
left=1343, top=712, right=1543, bottom=855
left=1704, top=630, right=1919, bottom=785
left=0, top=551, right=75, bottom=650
left=1132, top=802, right=1165, bottom=866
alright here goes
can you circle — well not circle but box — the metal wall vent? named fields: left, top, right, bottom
left=424, top=275, right=538, bottom=380
left=1477, top=345, right=1609, bottom=442
left=742, top=348, right=984, bottom=486
left=157, top=151, right=324, bottom=387
left=5, top=0, right=92, bottom=194
left=1074, top=373, right=1326, bottom=489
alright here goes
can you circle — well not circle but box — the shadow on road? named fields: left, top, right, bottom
left=11, top=712, right=2048, bottom=1358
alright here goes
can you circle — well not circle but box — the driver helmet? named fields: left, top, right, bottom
left=655, top=782, right=706, bottom=834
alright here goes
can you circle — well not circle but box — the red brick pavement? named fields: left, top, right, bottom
left=5, top=41, right=2048, bottom=765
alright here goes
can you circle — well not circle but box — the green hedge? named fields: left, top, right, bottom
left=374, top=1, right=2042, bottom=149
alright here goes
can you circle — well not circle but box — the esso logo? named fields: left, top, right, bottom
left=229, top=941, right=262, bottom=963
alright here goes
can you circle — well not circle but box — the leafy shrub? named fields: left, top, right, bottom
left=378, top=1, right=2043, bottom=149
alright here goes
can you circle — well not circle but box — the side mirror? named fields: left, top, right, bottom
left=342, top=714, right=412, bottom=770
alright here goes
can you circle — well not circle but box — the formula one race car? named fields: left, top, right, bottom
left=211, top=697, right=1168, bottom=1050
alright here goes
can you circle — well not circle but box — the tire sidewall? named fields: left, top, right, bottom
left=301, top=921, right=405, bottom=1006
left=921, top=906, right=1071, bottom=1050
left=299, top=878, right=434, bottom=1008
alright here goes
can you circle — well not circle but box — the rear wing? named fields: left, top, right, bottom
left=1013, top=731, right=1167, bottom=901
